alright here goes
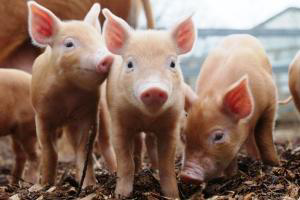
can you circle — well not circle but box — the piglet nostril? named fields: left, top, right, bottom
left=96, top=55, right=114, bottom=73
left=144, top=93, right=150, bottom=98
left=159, top=92, right=167, bottom=100
left=140, top=88, right=168, bottom=106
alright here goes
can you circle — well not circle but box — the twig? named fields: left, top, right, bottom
left=77, top=124, right=96, bottom=196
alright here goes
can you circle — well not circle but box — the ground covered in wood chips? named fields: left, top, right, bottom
left=0, top=141, right=300, bottom=199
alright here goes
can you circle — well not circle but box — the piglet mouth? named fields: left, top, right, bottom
left=73, top=66, right=97, bottom=74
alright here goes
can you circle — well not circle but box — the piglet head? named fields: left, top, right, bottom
left=102, top=9, right=196, bottom=115
left=180, top=75, right=254, bottom=184
left=28, top=1, right=113, bottom=90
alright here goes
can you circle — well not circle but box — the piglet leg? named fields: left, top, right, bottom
left=36, top=116, right=58, bottom=185
left=145, top=133, right=158, bottom=170
left=98, top=101, right=117, bottom=172
left=223, top=156, right=238, bottom=178
left=11, top=137, right=26, bottom=184
left=76, top=117, right=97, bottom=188
left=112, top=124, right=135, bottom=198
left=133, top=133, right=144, bottom=172
left=244, top=133, right=261, bottom=160
left=22, top=133, right=39, bottom=184
left=254, top=106, right=279, bottom=166
left=157, top=130, right=179, bottom=198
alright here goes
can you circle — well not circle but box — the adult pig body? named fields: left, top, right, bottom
left=0, top=0, right=154, bottom=72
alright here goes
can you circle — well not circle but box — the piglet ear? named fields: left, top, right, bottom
left=84, top=3, right=101, bottom=33
left=170, top=14, right=196, bottom=55
left=222, top=75, right=254, bottom=120
left=27, top=1, right=61, bottom=48
left=102, top=8, right=132, bottom=55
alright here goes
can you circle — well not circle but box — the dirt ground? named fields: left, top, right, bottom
left=0, top=125, right=300, bottom=200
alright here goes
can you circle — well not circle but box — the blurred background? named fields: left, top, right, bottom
left=137, top=0, right=300, bottom=127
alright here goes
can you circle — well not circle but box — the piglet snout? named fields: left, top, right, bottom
left=180, top=163, right=205, bottom=184
left=96, top=55, right=114, bottom=73
left=140, top=88, right=168, bottom=106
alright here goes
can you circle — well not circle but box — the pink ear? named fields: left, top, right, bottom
left=223, top=75, right=253, bottom=120
left=102, top=8, right=131, bottom=55
left=27, top=1, right=60, bottom=47
left=171, top=15, right=196, bottom=55
left=84, top=3, right=101, bottom=33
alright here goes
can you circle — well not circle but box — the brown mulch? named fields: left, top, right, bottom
left=0, top=143, right=299, bottom=200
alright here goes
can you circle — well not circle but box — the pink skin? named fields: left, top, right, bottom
left=97, top=55, right=114, bottom=73
left=0, top=69, right=39, bottom=184
left=180, top=161, right=205, bottom=184
left=140, top=88, right=168, bottom=106
left=180, top=35, right=279, bottom=184
left=102, top=8, right=196, bottom=199
left=28, top=2, right=115, bottom=187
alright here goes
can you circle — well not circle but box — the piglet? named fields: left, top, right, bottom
left=28, top=2, right=114, bottom=187
left=0, top=69, right=38, bottom=184
left=280, top=52, right=300, bottom=110
left=180, top=34, right=280, bottom=184
left=102, top=9, right=196, bottom=198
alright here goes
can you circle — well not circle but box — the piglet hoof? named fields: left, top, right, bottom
left=262, top=158, right=280, bottom=171
left=82, top=177, right=96, bottom=188
left=24, top=171, right=38, bottom=184
left=263, top=157, right=280, bottom=167
left=163, top=191, right=179, bottom=200
left=24, top=162, right=40, bottom=184
left=106, top=162, right=117, bottom=173
left=115, top=185, right=133, bottom=199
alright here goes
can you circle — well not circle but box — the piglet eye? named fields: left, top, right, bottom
left=170, top=61, right=176, bottom=68
left=65, top=42, right=74, bottom=48
left=212, top=130, right=225, bottom=144
left=63, top=38, right=75, bottom=49
left=125, top=57, right=135, bottom=73
left=167, top=57, right=177, bottom=70
left=127, top=61, right=133, bottom=69
left=214, top=133, right=223, bottom=141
